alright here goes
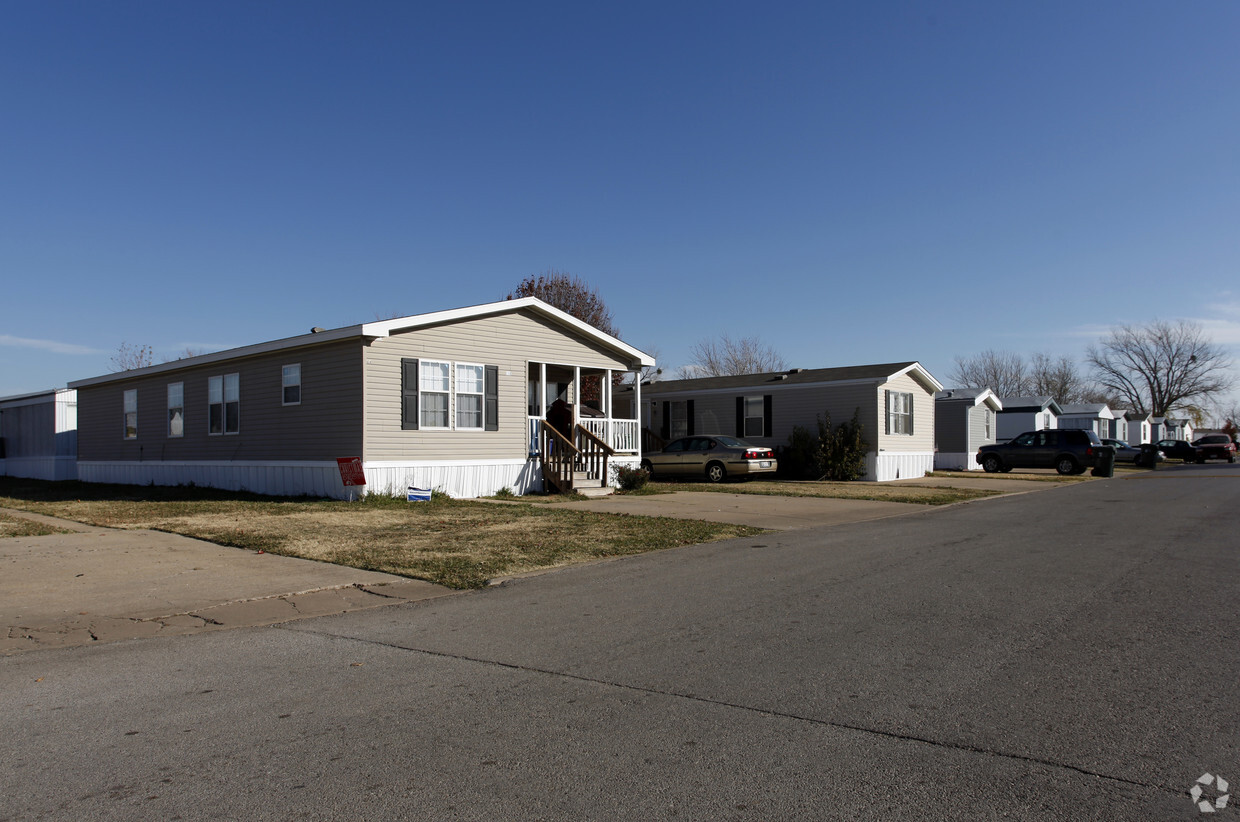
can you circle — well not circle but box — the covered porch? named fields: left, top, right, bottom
left=526, top=362, right=642, bottom=494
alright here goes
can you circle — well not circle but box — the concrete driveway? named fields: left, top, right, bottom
left=0, top=508, right=453, bottom=655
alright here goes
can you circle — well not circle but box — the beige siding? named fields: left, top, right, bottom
left=77, top=340, right=364, bottom=462
left=877, top=373, right=936, bottom=453
left=364, top=309, right=635, bottom=461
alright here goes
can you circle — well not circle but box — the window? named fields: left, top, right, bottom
left=282, top=364, right=301, bottom=405
left=669, top=401, right=689, bottom=440
left=456, top=363, right=483, bottom=429
left=886, top=391, right=913, bottom=435
left=743, top=396, right=764, bottom=438
left=208, top=374, right=240, bottom=435
left=123, top=389, right=137, bottom=439
left=420, top=360, right=450, bottom=428
left=167, top=383, right=184, bottom=438
left=984, top=409, right=992, bottom=439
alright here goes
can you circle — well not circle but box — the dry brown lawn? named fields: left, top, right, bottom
left=0, top=479, right=761, bottom=589
left=0, top=512, right=72, bottom=538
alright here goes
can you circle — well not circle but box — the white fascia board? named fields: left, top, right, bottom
left=973, top=389, right=1002, bottom=411
left=68, top=326, right=365, bottom=389
left=889, top=362, right=945, bottom=393
left=361, top=297, right=656, bottom=369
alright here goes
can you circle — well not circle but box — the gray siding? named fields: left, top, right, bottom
left=363, top=309, right=635, bottom=462
left=77, top=340, right=364, bottom=462
left=968, top=403, right=996, bottom=450
left=935, top=399, right=970, bottom=454
left=648, top=381, right=881, bottom=453
left=0, top=399, right=58, bottom=458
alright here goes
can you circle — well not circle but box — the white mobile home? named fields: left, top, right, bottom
left=0, top=388, right=78, bottom=481
left=996, top=396, right=1062, bottom=442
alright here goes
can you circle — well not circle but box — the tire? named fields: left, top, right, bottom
left=705, top=462, right=727, bottom=483
left=1001, top=466, right=1013, bottom=473
left=982, top=455, right=1002, bottom=474
left=1056, top=456, right=1079, bottom=476
left=639, top=459, right=653, bottom=474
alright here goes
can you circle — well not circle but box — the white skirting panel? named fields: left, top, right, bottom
left=873, top=451, right=935, bottom=482
left=363, top=459, right=543, bottom=499
left=934, top=452, right=980, bottom=471
left=0, top=456, right=78, bottom=481
left=78, top=461, right=344, bottom=498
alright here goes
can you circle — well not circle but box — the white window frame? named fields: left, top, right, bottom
left=888, top=391, right=913, bottom=435
left=123, top=389, right=137, bottom=440
left=168, top=382, right=184, bottom=438
left=455, top=362, right=485, bottom=431
left=419, top=360, right=451, bottom=430
left=208, top=373, right=240, bottom=435
left=282, top=364, right=301, bottom=406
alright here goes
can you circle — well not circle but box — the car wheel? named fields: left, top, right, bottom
left=1001, top=466, right=1013, bottom=473
left=982, top=455, right=1001, bottom=473
left=705, top=462, right=726, bottom=483
left=1056, top=456, right=1079, bottom=476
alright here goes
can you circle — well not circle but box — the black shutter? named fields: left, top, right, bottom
left=687, top=400, right=695, bottom=436
left=402, top=358, right=419, bottom=430
left=736, top=397, right=744, bottom=437
left=908, top=395, right=914, bottom=436
left=884, top=390, right=891, bottom=435
left=484, top=365, right=499, bottom=431
left=661, top=401, right=670, bottom=439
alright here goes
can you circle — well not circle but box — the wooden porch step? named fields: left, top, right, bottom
left=573, top=484, right=614, bottom=498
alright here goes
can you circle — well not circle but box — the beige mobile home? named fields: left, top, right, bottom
left=70, top=298, right=654, bottom=499
left=642, top=362, right=942, bottom=482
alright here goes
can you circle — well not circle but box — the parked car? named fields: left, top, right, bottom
left=1154, top=439, right=1199, bottom=463
left=1192, top=434, right=1237, bottom=463
left=1102, top=438, right=1147, bottom=464
left=641, top=435, right=777, bottom=482
left=978, top=429, right=1112, bottom=475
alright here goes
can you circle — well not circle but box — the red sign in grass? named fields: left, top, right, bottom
left=336, top=457, right=366, bottom=487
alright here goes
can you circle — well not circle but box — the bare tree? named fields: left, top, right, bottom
left=949, top=350, right=1029, bottom=396
left=680, top=334, right=787, bottom=378
left=110, top=342, right=154, bottom=372
left=1029, top=353, right=1090, bottom=403
left=1086, top=320, right=1234, bottom=416
left=506, top=270, right=618, bottom=338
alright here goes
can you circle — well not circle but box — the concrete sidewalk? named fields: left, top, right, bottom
left=1, top=509, right=453, bottom=655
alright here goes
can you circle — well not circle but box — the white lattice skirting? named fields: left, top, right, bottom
left=870, top=451, right=935, bottom=482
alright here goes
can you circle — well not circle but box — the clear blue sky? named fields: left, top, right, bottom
left=3, top=1, right=1238, bottom=407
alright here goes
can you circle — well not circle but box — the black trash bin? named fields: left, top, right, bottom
left=1135, top=443, right=1159, bottom=469
left=1092, top=445, right=1116, bottom=477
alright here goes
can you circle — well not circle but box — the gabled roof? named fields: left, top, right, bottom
left=998, top=396, right=1063, bottom=415
left=1124, top=410, right=1151, bottom=421
left=69, top=297, right=654, bottom=389
left=1058, top=403, right=1114, bottom=419
left=644, top=361, right=943, bottom=395
left=935, top=387, right=1003, bottom=411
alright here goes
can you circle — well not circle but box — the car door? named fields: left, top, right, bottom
left=1006, top=432, right=1038, bottom=468
left=651, top=438, right=688, bottom=474
left=678, top=437, right=714, bottom=475
left=1032, top=430, right=1059, bottom=468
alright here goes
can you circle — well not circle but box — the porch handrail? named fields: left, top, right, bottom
left=574, top=423, right=613, bottom=488
left=539, top=424, right=581, bottom=493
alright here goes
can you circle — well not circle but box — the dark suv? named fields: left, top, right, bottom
left=978, top=429, right=1113, bottom=475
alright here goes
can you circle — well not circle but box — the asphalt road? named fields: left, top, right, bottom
left=2, top=464, right=1237, bottom=820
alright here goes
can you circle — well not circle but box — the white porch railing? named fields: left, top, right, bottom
left=529, top=417, right=640, bottom=455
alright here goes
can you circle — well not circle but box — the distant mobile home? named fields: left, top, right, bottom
left=642, top=362, right=943, bottom=482
left=0, top=388, right=78, bottom=481
left=69, top=298, right=654, bottom=499
left=934, top=388, right=1002, bottom=471
left=996, top=396, right=1062, bottom=442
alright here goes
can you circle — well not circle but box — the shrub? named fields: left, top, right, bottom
left=613, top=464, right=650, bottom=491
left=781, top=408, right=870, bottom=481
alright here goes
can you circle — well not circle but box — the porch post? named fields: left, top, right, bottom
left=573, top=366, right=581, bottom=423
left=539, top=362, right=547, bottom=418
